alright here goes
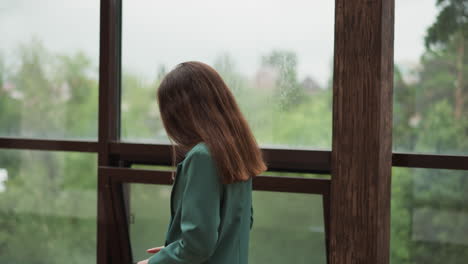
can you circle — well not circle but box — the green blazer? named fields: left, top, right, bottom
left=148, top=142, right=253, bottom=264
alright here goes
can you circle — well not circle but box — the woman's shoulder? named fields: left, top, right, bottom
left=180, top=142, right=213, bottom=166
left=177, top=142, right=210, bottom=166
left=186, top=142, right=210, bottom=157
left=181, top=142, right=221, bottom=185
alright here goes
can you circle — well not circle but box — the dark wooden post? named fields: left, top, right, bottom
left=98, top=0, right=126, bottom=263
left=330, top=0, right=394, bottom=263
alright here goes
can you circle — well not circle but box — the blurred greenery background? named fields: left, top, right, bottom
left=1, top=0, right=468, bottom=263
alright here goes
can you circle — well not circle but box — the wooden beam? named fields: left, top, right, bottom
left=330, top=0, right=395, bottom=263
left=0, top=137, right=98, bottom=152
left=392, top=152, right=468, bottom=170
left=109, top=141, right=331, bottom=174
left=97, top=0, right=127, bottom=264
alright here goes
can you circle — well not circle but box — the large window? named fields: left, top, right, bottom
left=0, top=150, right=97, bottom=264
left=128, top=176, right=328, bottom=264
left=0, top=0, right=99, bottom=140
left=390, top=1, right=468, bottom=262
left=393, top=0, right=468, bottom=155
left=121, top=0, right=334, bottom=149
left=120, top=3, right=335, bottom=260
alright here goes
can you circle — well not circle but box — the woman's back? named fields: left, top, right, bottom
left=143, top=61, right=266, bottom=264
left=148, top=142, right=253, bottom=264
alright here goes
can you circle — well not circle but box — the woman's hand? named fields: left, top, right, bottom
left=146, top=246, right=165, bottom=254
left=136, top=246, right=165, bottom=264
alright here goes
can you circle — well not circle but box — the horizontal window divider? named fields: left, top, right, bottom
left=109, top=141, right=332, bottom=173
left=2, top=139, right=466, bottom=171
left=392, top=152, right=468, bottom=170
left=0, top=137, right=98, bottom=152
left=99, top=166, right=331, bottom=195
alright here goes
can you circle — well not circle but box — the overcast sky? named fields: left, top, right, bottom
left=1, top=0, right=438, bottom=87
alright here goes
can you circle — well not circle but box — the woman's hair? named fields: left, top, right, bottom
left=156, top=61, right=267, bottom=184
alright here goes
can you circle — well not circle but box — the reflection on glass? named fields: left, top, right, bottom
left=394, top=0, right=468, bottom=155
left=391, top=168, right=468, bottom=264
left=129, top=184, right=326, bottom=264
left=122, top=0, right=334, bottom=149
left=0, top=150, right=97, bottom=264
left=0, top=1, right=99, bottom=139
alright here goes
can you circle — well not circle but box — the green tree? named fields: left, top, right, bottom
left=425, top=0, right=468, bottom=120
left=261, top=50, right=308, bottom=112
left=390, top=2, right=468, bottom=263
left=0, top=40, right=98, bottom=264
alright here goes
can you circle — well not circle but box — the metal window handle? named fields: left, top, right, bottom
left=130, top=213, right=135, bottom=224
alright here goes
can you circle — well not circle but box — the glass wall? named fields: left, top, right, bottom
left=394, top=0, right=468, bottom=155
left=121, top=0, right=335, bottom=149
left=393, top=1, right=468, bottom=261
left=0, top=1, right=99, bottom=139
left=129, top=183, right=326, bottom=264
left=391, top=168, right=468, bottom=264
left=0, top=150, right=97, bottom=264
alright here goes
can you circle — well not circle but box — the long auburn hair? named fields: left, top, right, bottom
left=156, top=61, right=267, bottom=184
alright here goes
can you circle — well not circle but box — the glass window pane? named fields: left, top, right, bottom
left=394, top=0, right=468, bottom=155
left=0, top=1, right=99, bottom=140
left=129, top=184, right=172, bottom=261
left=391, top=168, right=468, bottom=264
left=122, top=0, right=334, bottom=149
left=250, top=191, right=326, bottom=263
left=0, top=150, right=97, bottom=263
left=129, top=185, right=326, bottom=264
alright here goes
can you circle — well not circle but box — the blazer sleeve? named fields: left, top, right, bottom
left=148, top=150, right=222, bottom=264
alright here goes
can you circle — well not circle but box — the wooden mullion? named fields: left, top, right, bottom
left=97, top=0, right=123, bottom=263
left=330, top=0, right=395, bottom=263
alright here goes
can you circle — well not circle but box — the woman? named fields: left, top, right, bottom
left=137, top=61, right=268, bottom=264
